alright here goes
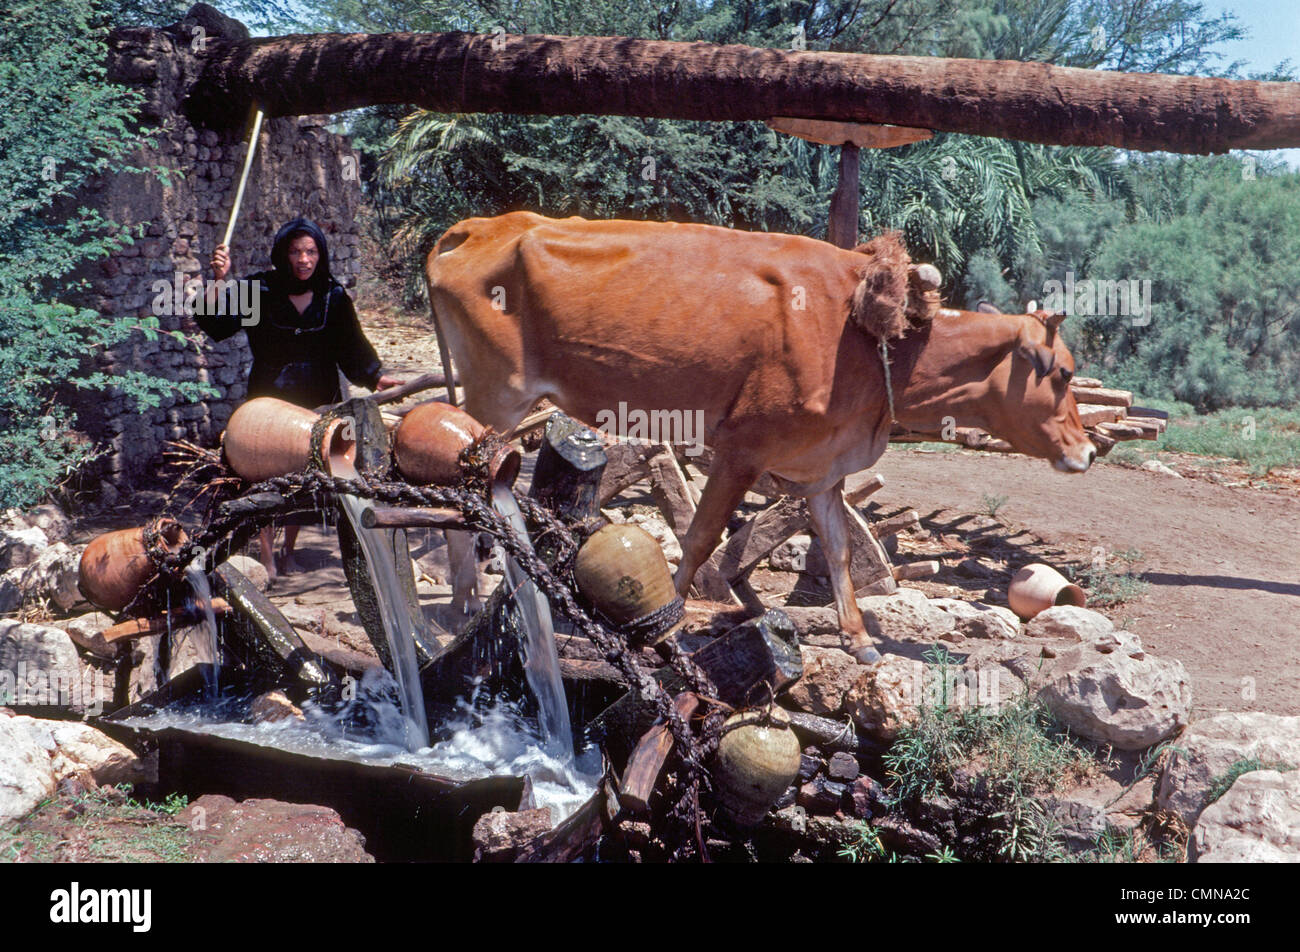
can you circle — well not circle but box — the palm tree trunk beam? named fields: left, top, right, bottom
left=183, top=31, right=1300, bottom=154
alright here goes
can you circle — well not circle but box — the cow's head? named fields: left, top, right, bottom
left=985, top=309, right=1095, bottom=472
left=900, top=306, right=1095, bottom=473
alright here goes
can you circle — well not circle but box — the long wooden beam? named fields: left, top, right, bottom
left=180, top=31, right=1300, bottom=153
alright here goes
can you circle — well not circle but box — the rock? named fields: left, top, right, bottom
left=797, top=748, right=823, bottom=783
left=785, top=645, right=862, bottom=716
left=1141, top=459, right=1183, bottom=478
left=769, top=534, right=814, bottom=573
left=48, top=722, right=154, bottom=787
left=2, top=505, right=69, bottom=544
left=471, top=807, right=554, bottom=862
left=873, top=815, right=942, bottom=855
left=827, top=751, right=860, bottom=782
left=250, top=690, right=304, bottom=724
left=1026, top=605, right=1113, bottom=642
left=1190, top=770, right=1300, bottom=862
left=1156, top=712, right=1300, bottom=827
left=53, top=611, right=118, bottom=659
left=954, top=557, right=992, bottom=578
left=846, top=654, right=926, bottom=741
left=782, top=606, right=843, bottom=643
left=797, top=777, right=846, bottom=815
left=0, top=620, right=106, bottom=715
left=220, top=554, right=270, bottom=592
left=626, top=512, right=682, bottom=565
left=856, top=588, right=955, bottom=643
left=11, top=542, right=87, bottom=613
left=0, top=714, right=57, bottom=822
left=0, top=573, right=21, bottom=613
left=1046, top=795, right=1108, bottom=851
left=848, top=776, right=888, bottom=819
left=0, top=526, right=49, bottom=572
left=180, top=794, right=374, bottom=862
left=1035, top=641, right=1190, bottom=750
left=930, top=598, right=1020, bottom=640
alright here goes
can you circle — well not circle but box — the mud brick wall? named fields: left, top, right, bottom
left=68, top=6, right=362, bottom=499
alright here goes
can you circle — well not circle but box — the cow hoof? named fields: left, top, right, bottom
left=848, top=644, right=884, bottom=665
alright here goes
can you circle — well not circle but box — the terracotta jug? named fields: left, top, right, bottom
left=714, top=707, right=801, bottom=826
left=393, top=401, right=519, bottom=487
left=1008, top=562, right=1087, bottom=620
left=573, top=523, right=683, bottom=644
left=221, top=397, right=355, bottom=482
left=78, top=518, right=188, bottom=612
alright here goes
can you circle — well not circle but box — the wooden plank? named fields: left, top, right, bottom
left=597, top=441, right=663, bottom=505
left=1075, top=403, right=1127, bottom=427
left=1071, top=377, right=1105, bottom=389
left=706, top=496, right=809, bottom=581
left=1128, top=406, right=1170, bottom=421
left=618, top=691, right=699, bottom=813
left=845, top=473, right=885, bottom=506
left=1070, top=386, right=1133, bottom=408
left=870, top=509, right=919, bottom=540
left=1126, top=415, right=1168, bottom=434
left=766, top=117, right=933, bottom=149
left=843, top=500, right=898, bottom=594
left=891, top=560, right=940, bottom=581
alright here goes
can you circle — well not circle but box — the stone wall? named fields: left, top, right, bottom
left=67, top=6, right=362, bottom=500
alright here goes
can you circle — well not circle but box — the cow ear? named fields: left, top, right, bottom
left=1036, top=310, right=1066, bottom=333
left=1016, top=328, right=1056, bottom=379
left=976, top=301, right=1001, bottom=314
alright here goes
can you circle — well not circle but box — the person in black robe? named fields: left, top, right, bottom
left=200, top=217, right=402, bottom=578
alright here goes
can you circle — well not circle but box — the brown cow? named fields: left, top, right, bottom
left=426, top=212, right=1094, bottom=661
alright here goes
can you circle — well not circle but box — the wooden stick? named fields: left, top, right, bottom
left=220, top=108, right=264, bottom=249
left=618, top=691, right=700, bottom=813
left=1069, top=386, right=1133, bottom=408
left=891, top=560, right=940, bottom=581
left=359, top=504, right=467, bottom=530
left=369, top=373, right=444, bottom=406
left=845, top=473, right=885, bottom=506
left=870, top=509, right=920, bottom=540
left=100, top=599, right=233, bottom=646
left=1075, top=403, right=1127, bottom=427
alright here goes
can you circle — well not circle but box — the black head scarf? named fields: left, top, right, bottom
left=269, top=217, right=333, bottom=295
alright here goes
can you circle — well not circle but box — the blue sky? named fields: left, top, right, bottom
left=1208, top=1, right=1300, bottom=168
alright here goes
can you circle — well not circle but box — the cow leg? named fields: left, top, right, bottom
left=673, top=456, right=758, bottom=601
left=806, top=482, right=881, bottom=664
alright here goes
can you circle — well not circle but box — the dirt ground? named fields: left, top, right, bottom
left=849, top=450, right=1300, bottom=718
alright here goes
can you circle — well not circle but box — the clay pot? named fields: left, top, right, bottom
left=1008, top=562, right=1087, bottom=620
left=393, top=401, right=519, bottom=487
left=714, top=707, right=801, bottom=827
left=573, top=524, right=683, bottom=643
left=78, top=518, right=188, bottom=612
left=221, top=397, right=356, bottom=482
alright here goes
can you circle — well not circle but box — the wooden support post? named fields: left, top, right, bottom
left=213, top=562, right=331, bottom=687
left=827, top=143, right=861, bottom=249
left=842, top=499, right=898, bottom=596
left=618, top=691, right=699, bottom=813
left=530, top=412, right=607, bottom=526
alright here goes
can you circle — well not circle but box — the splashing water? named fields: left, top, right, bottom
left=338, top=494, right=430, bottom=751
left=183, top=553, right=220, bottom=696
left=119, top=669, right=599, bottom=823
left=489, top=483, right=574, bottom=759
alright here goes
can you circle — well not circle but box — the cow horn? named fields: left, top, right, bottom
left=1036, top=310, right=1067, bottom=333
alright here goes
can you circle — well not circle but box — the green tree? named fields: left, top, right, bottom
left=0, top=0, right=213, bottom=508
